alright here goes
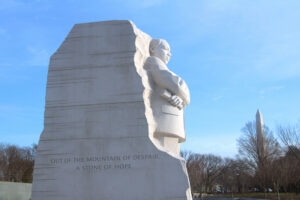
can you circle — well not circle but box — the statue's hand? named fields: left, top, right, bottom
left=169, top=95, right=183, bottom=109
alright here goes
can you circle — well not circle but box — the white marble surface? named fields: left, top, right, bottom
left=31, top=20, right=192, bottom=200
left=144, top=39, right=190, bottom=155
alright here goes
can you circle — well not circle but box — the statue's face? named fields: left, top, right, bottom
left=153, top=40, right=171, bottom=64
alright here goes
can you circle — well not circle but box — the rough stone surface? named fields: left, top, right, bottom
left=31, top=20, right=192, bottom=200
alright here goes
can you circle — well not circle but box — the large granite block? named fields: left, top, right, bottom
left=31, top=20, right=192, bottom=200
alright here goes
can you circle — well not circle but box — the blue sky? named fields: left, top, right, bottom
left=1, top=0, right=300, bottom=157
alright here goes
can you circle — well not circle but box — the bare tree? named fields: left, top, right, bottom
left=0, top=143, right=36, bottom=183
left=201, top=154, right=226, bottom=192
left=182, top=151, right=205, bottom=195
left=238, top=121, right=280, bottom=167
left=277, top=123, right=300, bottom=161
left=182, top=152, right=227, bottom=195
left=237, top=121, right=280, bottom=193
left=218, top=158, right=253, bottom=193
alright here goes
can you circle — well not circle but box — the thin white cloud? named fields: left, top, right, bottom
left=259, top=85, right=284, bottom=95
left=27, top=47, right=51, bottom=66
left=0, top=105, right=18, bottom=112
left=116, top=0, right=167, bottom=8
left=0, top=28, right=6, bottom=35
left=0, top=0, right=52, bottom=12
left=0, top=105, right=40, bottom=113
left=0, top=0, right=23, bottom=10
left=0, top=133, right=40, bottom=146
left=212, top=95, right=223, bottom=102
left=0, top=63, right=12, bottom=67
left=139, top=0, right=166, bottom=8
left=173, top=0, right=300, bottom=81
left=251, top=34, right=300, bottom=80
left=182, top=133, right=239, bottom=158
left=0, top=28, right=11, bottom=40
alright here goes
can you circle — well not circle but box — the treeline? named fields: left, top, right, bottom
left=0, top=143, right=37, bottom=183
left=183, top=121, right=300, bottom=195
left=0, top=121, right=299, bottom=197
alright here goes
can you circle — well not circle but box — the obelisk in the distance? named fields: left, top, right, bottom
left=256, top=109, right=266, bottom=162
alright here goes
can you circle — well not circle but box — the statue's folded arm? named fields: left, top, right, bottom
left=146, top=57, right=190, bottom=105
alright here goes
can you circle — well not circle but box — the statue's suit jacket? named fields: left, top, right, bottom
left=144, top=56, right=190, bottom=142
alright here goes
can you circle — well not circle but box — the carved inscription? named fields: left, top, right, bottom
left=50, top=154, right=159, bottom=172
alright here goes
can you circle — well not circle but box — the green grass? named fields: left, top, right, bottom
left=202, top=192, right=300, bottom=200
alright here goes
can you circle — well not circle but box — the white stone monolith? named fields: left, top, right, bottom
left=31, top=20, right=192, bottom=200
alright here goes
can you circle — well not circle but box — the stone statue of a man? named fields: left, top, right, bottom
left=144, top=39, right=190, bottom=155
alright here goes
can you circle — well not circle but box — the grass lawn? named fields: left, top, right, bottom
left=200, top=192, right=300, bottom=200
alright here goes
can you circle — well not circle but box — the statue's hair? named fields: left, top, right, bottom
left=149, top=38, right=164, bottom=55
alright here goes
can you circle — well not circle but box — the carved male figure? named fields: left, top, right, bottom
left=144, top=39, right=190, bottom=155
